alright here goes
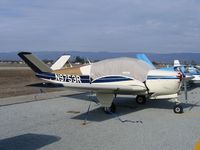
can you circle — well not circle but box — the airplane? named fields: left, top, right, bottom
left=196, top=65, right=200, bottom=70
left=172, top=60, right=200, bottom=83
left=135, top=54, right=199, bottom=82
left=169, top=59, right=200, bottom=82
left=18, top=52, right=184, bottom=114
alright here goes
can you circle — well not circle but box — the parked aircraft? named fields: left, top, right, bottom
left=18, top=52, right=184, bottom=114
left=136, top=54, right=200, bottom=83
left=196, top=65, right=200, bottom=70
left=172, top=60, right=200, bottom=83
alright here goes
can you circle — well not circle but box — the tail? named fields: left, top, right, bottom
left=174, top=60, right=181, bottom=67
left=51, top=55, right=70, bottom=70
left=136, top=54, right=155, bottom=69
left=18, top=52, right=52, bottom=73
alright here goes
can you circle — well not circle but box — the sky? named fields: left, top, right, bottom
left=0, top=0, right=200, bottom=53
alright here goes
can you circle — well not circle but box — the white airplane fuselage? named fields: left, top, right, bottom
left=38, top=68, right=182, bottom=99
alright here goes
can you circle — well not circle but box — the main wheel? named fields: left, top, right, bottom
left=136, top=95, right=146, bottom=104
left=103, top=103, right=116, bottom=114
left=173, top=105, right=183, bottom=114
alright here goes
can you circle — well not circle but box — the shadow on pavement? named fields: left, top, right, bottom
left=0, top=133, right=61, bottom=150
left=27, top=82, right=64, bottom=88
left=68, top=94, right=199, bottom=122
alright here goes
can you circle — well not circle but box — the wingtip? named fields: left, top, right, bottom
left=18, top=51, right=32, bottom=56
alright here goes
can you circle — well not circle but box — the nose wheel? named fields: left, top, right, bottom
left=173, top=104, right=183, bottom=114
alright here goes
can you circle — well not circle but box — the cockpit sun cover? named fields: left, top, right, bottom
left=90, top=57, right=153, bottom=82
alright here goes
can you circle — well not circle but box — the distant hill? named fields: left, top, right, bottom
left=0, top=51, right=200, bottom=64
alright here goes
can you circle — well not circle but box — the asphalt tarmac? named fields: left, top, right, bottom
left=0, top=86, right=200, bottom=150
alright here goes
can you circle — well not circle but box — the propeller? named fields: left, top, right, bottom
left=180, top=72, right=194, bottom=102
left=177, top=70, right=190, bottom=102
left=183, top=77, right=188, bottom=102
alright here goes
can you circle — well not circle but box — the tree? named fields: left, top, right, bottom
left=152, top=61, right=158, bottom=65
left=191, top=60, right=197, bottom=65
left=74, top=56, right=85, bottom=64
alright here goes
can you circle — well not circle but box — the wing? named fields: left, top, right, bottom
left=60, top=82, right=147, bottom=95
left=59, top=81, right=147, bottom=107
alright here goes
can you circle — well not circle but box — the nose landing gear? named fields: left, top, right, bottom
left=173, top=98, right=183, bottom=114
left=173, top=104, right=183, bottom=114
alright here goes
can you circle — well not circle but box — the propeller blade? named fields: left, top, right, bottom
left=182, top=74, right=193, bottom=102
left=183, top=79, right=188, bottom=101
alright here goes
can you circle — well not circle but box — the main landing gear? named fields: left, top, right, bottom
left=103, top=103, right=116, bottom=114
left=136, top=95, right=146, bottom=104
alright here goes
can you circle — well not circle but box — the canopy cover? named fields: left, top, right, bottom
left=90, top=57, right=153, bottom=82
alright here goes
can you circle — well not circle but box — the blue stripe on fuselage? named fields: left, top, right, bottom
left=36, top=72, right=56, bottom=80
left=147, top=75, right=179, bottom=80
left=92, top=76, right=133, bottom=83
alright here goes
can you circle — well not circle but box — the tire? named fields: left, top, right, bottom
left=136, top=95, right=146, bottom=104
left=103, top=103, right=116, bottom=114
left=173, top=105, right=183, bottom=114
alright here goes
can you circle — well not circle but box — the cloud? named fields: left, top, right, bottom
left=0, top=0, right=200, bottom=52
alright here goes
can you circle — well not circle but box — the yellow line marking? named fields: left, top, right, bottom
left=194, top=140, right=200, bottom=150
left=183, top=112, right=200, bottom=117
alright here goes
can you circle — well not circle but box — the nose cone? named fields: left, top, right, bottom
left=176, top=71, right=182, bottom=80
left=146, top=70, right=182, bottom=95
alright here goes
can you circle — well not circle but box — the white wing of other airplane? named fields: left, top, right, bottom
left=51, top=55, right=70, bottom=70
